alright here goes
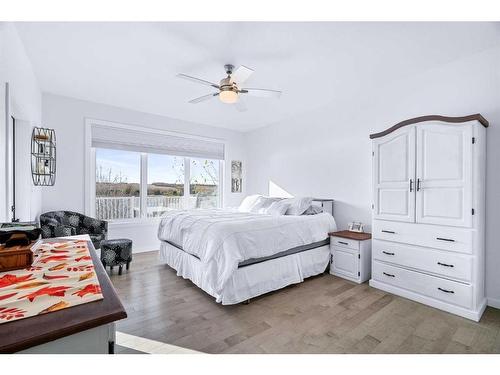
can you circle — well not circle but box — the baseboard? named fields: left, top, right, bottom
left=487, top=297, right=500, bottom=309
left=369, top=279, right=485, bottom=322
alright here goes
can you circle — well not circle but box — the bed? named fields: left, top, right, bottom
left=158, top=198, right=337, bottom=304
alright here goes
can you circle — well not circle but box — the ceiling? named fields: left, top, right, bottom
left=15, top=22, right=500, bottom=132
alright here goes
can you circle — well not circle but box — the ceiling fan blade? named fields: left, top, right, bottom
left=189, top=93, right=219, bottom=104
left=234, top=98, right=247, bottom=112
left=230, top=65, right=254, bottom=84
left=177, top=73, right=220, bottom=89
left=240, top=88, right=282, bottom=98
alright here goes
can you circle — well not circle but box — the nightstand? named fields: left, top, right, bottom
left=328, top=230, right=372, bottom=283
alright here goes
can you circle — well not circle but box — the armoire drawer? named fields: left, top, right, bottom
left=330, top=236, right=359, bottom=251
left=372, top=220, right=473, bottom=254
left=373, top=240, right=472, bottom=282
left=372, top=261, right=473, bottom=309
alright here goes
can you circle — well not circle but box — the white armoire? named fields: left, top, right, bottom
left=369, top=115, right=488, bottom=321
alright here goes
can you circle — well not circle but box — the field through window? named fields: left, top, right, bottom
left=95, top=149, right=220, bottom=220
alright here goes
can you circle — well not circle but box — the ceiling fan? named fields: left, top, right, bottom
left=177, top=64, right=282, bottom=112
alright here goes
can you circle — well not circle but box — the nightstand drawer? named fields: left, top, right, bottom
left=330, top=236, right=359, bottom=251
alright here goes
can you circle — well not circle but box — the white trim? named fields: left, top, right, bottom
left=108, top=218, right=162, bottom=227
left=183, top=156, right=190, bottom=200
left=140, top=153, right=147, bottom=218
left=88, top=148, right=96, bottom=216
left=487, top=297, right=500, bottom=309
left=219, top=159, right=225, bottom=208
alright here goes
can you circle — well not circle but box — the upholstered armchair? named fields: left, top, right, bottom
left=40, top=211, right=108, bottom=249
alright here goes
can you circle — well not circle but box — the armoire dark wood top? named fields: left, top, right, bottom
left=369, top=114, right=489, bottom=139
left=0, top=239, right=127, bottom=353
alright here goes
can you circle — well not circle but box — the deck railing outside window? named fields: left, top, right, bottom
left=95, top=195, right=218, bottom=220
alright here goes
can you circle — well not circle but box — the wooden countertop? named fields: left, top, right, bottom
left=0, top=238, right=127, bottom=353
left=328, top=230, right=372, bottom=241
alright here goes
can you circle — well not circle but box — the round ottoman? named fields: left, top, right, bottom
left=100, top=238, right=132, bottom=275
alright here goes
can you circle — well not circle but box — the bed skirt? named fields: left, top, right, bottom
left=159, top=241, right=330, bottom=305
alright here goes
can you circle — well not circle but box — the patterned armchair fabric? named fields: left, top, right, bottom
left=40, top=211, right=108, bottom=249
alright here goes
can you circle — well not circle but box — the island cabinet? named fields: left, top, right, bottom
left=0, top=236, right=127, bottom=354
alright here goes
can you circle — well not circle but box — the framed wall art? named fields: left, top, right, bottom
left=231, top=160, right=242, bottom=193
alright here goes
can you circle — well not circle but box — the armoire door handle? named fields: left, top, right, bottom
left=416, top=178, right=421, bottom=191
left=409, top=179, right=413, bottom=192
left=438, top=287, right=454, bottom=294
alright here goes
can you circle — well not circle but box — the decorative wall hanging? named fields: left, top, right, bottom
left=231, top=160, right=242, bottom=193
left=31, top=127, right=56, bottom=186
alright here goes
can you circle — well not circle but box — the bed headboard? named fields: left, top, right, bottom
left=312, top=199, right=334, bottom=216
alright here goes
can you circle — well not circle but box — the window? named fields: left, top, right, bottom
left=95, top=149, right=141, bottom=220
left=190, top=157, right=220, bottom=209
left=94, top=150, right=222, bottom=220
left=147, top=154, right=184, bottom=217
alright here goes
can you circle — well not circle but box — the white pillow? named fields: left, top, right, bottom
left=283, top=197, right=314, bottom=215
left=238, top=195, right=262, bottom=212
left=265, top=200, right=291, bottom=216
left=302, top=204, right=324, bottom=215
left=250, top=196, right=282, bottom=213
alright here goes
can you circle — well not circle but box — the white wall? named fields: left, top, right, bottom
left=42, top=93, right=247, bottom=251
left=0, top=22, right=42, bottom=222
left=245, top=46, right=500, bottom=306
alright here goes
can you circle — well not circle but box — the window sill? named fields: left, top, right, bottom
left=107, top=218, right=163, bottom=227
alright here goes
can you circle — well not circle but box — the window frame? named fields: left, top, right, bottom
left=85, top=119, right=225, bottom=223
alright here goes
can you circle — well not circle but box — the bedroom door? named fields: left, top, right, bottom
left=372, top=126, right=416, bottom=222
left=415, top=123, right=473, bottom=227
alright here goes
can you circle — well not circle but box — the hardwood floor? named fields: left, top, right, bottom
left=110, top=251, right=500, bottom=354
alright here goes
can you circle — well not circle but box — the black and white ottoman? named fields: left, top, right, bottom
left=100, top=238, right=132, bottom=275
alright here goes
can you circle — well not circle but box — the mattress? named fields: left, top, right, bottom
left=158, top=209, right=336, bottom=293
left=163, top=237, right=331, bottom=267
left=159, top=240, right=331, bottom=304
left=157, top=208, right=337, bottom=296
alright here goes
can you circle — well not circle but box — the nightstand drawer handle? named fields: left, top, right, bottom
left=436, top=237, right=455, bottom=242
left=381, top=230, right=395, bottom=234
left=337, top=241, right=349, bottom=245
left=383, top=272, right=395, bottom=278
left=437, top=262, right=454, bottom=268
left=382, top=251, right=395, bottom=256
left=438, top=287, right=454, bottom=294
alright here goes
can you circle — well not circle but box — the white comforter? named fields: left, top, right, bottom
left=157, top=209, right=337, bottom=294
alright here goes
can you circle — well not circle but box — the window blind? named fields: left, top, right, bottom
left=91, top=123, right=225, bottom=160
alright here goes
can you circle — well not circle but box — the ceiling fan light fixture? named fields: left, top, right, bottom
left=178, top=64, right=282, bottom=109
left=219, top=90, right=238, bottom=104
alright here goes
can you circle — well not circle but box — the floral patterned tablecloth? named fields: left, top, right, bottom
left=0, top=240, right=103, bottom=324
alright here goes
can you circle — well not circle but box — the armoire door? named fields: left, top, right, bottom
left=415, top=124, right=472, bottom=227
left=373, top=127, right=416, bottom=222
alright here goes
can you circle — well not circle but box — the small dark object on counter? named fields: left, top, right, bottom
left=5, top=233, right=30, bottom=247
left=0, top=228, right=41, bottom=246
